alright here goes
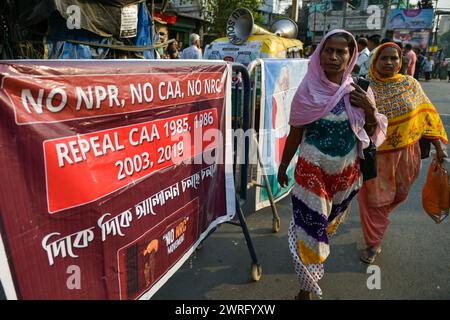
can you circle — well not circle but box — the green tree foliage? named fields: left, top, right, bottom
left=418, top=0, right=434, bottom=9
left=203, top=0, right=264, bottom=38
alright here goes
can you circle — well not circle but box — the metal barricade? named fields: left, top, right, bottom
left=245, top=59, right=281, bottom=233
left=191, top=63, right=263, bottom=282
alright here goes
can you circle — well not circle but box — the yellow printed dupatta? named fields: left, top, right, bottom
left=367, top=44, right=447, bottom=153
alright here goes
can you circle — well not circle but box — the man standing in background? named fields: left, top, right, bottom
left=180, top=33, right=202, bottom=59
left=359, top=34, right=381, bottom=78
left=353, top=37, right=370, bottom=76
left=446, top=58, right=450, bottom=82
left=395, top=42, right=409, bottom=75
left=424, top=56, right=434, bottom=81
left=414, top=48, right=424, bottom=80
left=404, top=44, right=417, bottom=77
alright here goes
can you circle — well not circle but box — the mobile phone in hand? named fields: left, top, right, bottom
left=356, top=77, right=370, bottom=92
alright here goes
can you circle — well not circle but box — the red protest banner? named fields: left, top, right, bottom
left=43, top=108, right=218, bottom=213
left=3, top=70, right=224, bottom=125
left=0, top=60, right=235, bottom=299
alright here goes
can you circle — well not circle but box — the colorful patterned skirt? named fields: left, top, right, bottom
left=288, top=101, right=362, bottom=297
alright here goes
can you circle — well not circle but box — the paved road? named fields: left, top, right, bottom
left=153, top=79, right=450, bottom=300
left=420, top=79, right=450, bottom=115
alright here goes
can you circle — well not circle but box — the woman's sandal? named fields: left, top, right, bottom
left=294, top=290, right=312, bottom=300
left=360, top=246, right=382, bottom=264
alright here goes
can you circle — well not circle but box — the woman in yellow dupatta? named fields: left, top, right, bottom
left=357, top=42, right=448, bottom=264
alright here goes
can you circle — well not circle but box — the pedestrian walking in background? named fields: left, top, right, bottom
left=358, top=42, right=448, bottom=264
left=353, top=37, right=370, bottom=77
left=413, top=48, right=423, bottom=80
left=438, top=56, right=448, bottom=80
left=167, top=41, right=180, bottom=59
left=424, top=56, right=434, bottom=81
left=277, top=29, right=387, bottom=300
left=404, top=44, right=417, bottom=77
left=433, top=51, right=444, bottom=79
left=180, top=33, right=202, bottom=59
left=395, top=42, right=409, bottom=75
left=359, top=34, right=381, bottom=78
left=446, top=59, right=450, bottom=82
left=305, top=45, right=314, bottom=57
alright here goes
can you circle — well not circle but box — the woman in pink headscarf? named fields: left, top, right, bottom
left=277, top=30, right=388, bottom=299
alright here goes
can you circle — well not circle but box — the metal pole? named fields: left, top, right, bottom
left=432, top=0, right=440, bottom=79
left=231, top=63, right=251, bottom=201
left=150, top=0, right=155, bottom=55
left=323, top=1, right=328, bottom=38
left=252, top=134, right=281, bottom=233
left=342, top=0, right=347, bottom=29
left=435, top=15, right=440, bottom=46
left=433, top=0, right=440, bottom=46
left=313, top=1, right=317, bottom=44
left=291, top=0, right=299, bottom=22
left=382, top=0, right=392, bottom=39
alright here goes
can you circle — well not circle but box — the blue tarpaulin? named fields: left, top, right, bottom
left=45, top=13, right=111, bottom=59
left=135, top=2, right=157, bottom=59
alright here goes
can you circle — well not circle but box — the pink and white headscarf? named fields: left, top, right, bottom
left=289, top=29, right=387, bottom=150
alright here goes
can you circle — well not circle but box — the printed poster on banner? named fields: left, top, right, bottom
left=388, top=9, right=434, bottom=30
left=120, top=4, right=139, bottom=38
left=393, top=29, right=431, bottom=50
left=0, top=60, right=235, bottom=300
left=204, top=40, right=263, bottom=66
left=256, top=59, right=309, bottom=211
